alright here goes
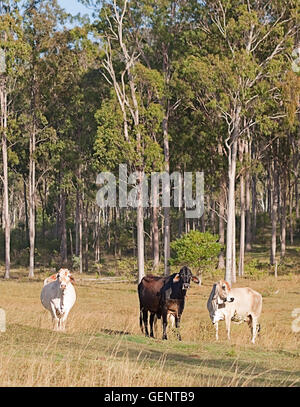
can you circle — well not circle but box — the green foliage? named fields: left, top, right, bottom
left=244, top=259, right=269, bottom=280
left=72, top=256, right=81, bottom=271
left=170, top=230, right=222, bottom=272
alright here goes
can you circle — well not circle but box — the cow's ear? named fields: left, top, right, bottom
left=192, top=276, right=200, bottom=285
left=173, top=274, right=180, bottom=283
left=70, top=275, right=75, bottom=284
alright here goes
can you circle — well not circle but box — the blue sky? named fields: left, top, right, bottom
left=57, top=0, right=95, bottom=19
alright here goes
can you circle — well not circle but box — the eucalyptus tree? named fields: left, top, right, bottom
left=0, top=2, right=9, bottom=278
left=20, top=0, right=72, bottom=276
left=0, top=0, right=28, bottom=278
left=94, top=0, right=164, bottom=282
left=179, top=0, right=299, bottom=285
left=134, top=0, right=193, bottom=275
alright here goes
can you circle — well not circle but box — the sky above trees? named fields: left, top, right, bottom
left=58, top=0, right=94, bottom=20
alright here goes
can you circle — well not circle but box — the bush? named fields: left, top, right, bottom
left=244, top=259, right=269, bottom=280
left=72, top=256, right=81, bottom=271
left=170, top=230, right=222, bottom=275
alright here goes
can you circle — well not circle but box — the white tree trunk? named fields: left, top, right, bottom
left=163, top=115, right=170, bottom=276
left=225, top=106, right=240, bottom=285
left=0, top=76, right=10, bottom=279
left=270, top=160, right=278, bottom=266
left=152, top=181, right=159, bottom=270
left=225, top=138, right=238, bottom=286
left=238, top=140, right=245, bottom=277
left=245, top=140, right=252, bottom=251
left=28, top=123, right=36, bottom=278
left=280, top=171, right=287, bottom=258
left=239, top=172, right=245, bottom=277
left=137, top=170, right=145, bottom=283
left=218, top=187, right=225, bottom=269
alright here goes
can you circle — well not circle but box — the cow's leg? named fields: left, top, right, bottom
left=149, top=313, right=155, bottom=338
left=52, top=317, right=59, bottom=331
left=50, top=303, right=59, bottom=331
left=162, top=310, right=168, bottom=340
left=60, top=311, right=69, bottom=331
left=175, top=315, right=182, bottom=341
left=214, top=322, right=219, bottom=341
left=142, top=310, right=149, bottom=337
left=225, top=315, right=231, bottom=340
left=251, top=316, right=259, bottom=344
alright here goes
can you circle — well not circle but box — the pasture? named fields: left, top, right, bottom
left=1, top=251, right=300, bottom=387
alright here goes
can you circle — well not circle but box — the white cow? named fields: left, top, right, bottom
left=41, top=268, right=76, bottom=331
left=207, top=280, right=262, bottom=344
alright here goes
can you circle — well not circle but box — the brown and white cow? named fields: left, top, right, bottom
left=207, top=280, right=262, bottom=344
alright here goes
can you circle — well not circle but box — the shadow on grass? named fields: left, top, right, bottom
left=100, top=328, right=131, bottom=336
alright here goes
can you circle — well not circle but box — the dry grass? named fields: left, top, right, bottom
left=0, top=266, right=300, bottom=387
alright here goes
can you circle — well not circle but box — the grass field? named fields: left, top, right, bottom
left=0, top=246, right=300, bottom=387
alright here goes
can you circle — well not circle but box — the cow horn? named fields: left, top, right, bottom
left=173, top=274, right=180, bottom=283
left=192, top=275, right=200, bottom=285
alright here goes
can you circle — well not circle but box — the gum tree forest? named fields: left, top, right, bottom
left=0, top=0, right=299, bottom=283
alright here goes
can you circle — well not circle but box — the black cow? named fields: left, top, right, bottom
left=160, top=266, right=200, bottom=340
left=138, top=266, right=200, bottom=340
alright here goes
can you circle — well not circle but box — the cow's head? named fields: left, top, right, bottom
left=56, top=268, right=75, bottom=291
left=216, top=280, right=234, bottom=303
left=173, top=266, right=200, bottom=290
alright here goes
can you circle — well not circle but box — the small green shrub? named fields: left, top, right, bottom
left=72, top=256, right=80, bottom=271
left=170, top=230, right=222, bottom=276
left=116, top=258, right=137, bottom=279
left=244, top=259, right=269, bottom=280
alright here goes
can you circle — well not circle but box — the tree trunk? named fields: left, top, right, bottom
left=245, top=140, right=252, bottom=251
left=75, top=188, right=80, bottom=257
left=152, top=180, right=160, bottom=270
left=238, top=140, right=245, bottom=277
left=270, top=160, right=278, bottom=266
left=267, top=169, right=271, bottom=215
left=84, top=201, right=89, bottom=273
left=296, top=178, right=299, bottom=219
left=95, top=209, right=101, bottom=263
left=280, top=171, right=287, bottom=258
left=225, top=138, right=237, bottom=286
left=218, top=184, right=225, bottom=269
left=252, top=174, right=257, bottom=242
left=232, top=207, right=236, bottom=283
left=0, top=76, right=10, bottom=279
left=225, top=107, right=240, bottom=286
left=210, top=198, right=216, bottom=234
left=289, top=174, right=294, bottom=244
left=28, top=122, right=36, bottom=278
left=23, top=178, right=29, bottom=242
left=178, top=208, right=183, bottom=237
left=60, top=190, right=68, bottom=266
left=79, top=192, right=83, bottom=273
left=69, top=228, right=73, bottom=261
left=137, top=169, right=145, bottom=283
left=163, top=115, right=170, bottom=276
